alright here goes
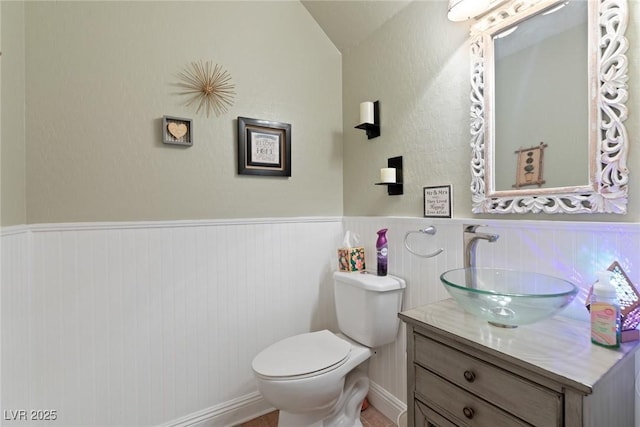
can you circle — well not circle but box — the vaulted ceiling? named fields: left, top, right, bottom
left=301, top=1, right=413, bottom=53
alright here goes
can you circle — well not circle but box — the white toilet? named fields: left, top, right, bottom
left=251, top=271, right=406, bottom=427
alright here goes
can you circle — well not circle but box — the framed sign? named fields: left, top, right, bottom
left=423, top=185, right=452, bottom=218
left=237, top=117, right=291, bottom=177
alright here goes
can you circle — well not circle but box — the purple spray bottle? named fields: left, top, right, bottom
left=376, top=228, right=388, bottom=276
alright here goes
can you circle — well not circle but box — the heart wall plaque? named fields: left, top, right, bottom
left=168, top=122, right=188, bottom=139
left=162, top=116, right=193, bottom=146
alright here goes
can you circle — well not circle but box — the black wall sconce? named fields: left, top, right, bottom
left=375, top=156, right=403, bottom=195
left=355, top=101, right=380, bottom=139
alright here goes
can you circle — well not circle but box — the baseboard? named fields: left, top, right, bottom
left=161, top=391, right=274, bottom=427
left=367, top=381, right=407, bottom=427
left=161, top=381, right=406, bottom=427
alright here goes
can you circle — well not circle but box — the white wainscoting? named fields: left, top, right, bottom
left=1, top=225, right=31, bottom=426
left=1, top=218, right=342, bottom=427
left=3, top=217, right=640, bottom=427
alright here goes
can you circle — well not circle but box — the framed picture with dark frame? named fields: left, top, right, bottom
left=237, top=117, right=291, bottom=177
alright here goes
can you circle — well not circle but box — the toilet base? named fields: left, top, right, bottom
left=277, top=367, right=369, bottom=427
left=278, top=414, right=363, bottom=427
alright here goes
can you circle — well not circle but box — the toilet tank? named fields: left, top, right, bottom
left=333, top=271, right=406, bottom=348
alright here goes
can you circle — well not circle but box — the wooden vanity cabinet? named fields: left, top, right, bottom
left=399, top=299, right=640, bottom=427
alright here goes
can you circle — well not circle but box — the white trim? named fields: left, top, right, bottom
left=160, top=391, right=273, bottom=427
left=0, top=216, right=341, bottom=234
left=344, top=215, right=640, bottom=233
left=159, top=382, right=406, bottom=427
left=446, top=218, right=640, bottom=233
left=27, top=216, right=342, bottom=233
left=367, top=380, right=406, bottom=427
left=0, top=224, right=29, bottom=237
left=4, top=216, right=640, bottom=236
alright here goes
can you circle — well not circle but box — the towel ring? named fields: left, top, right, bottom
left=404, top=226, right=444, bottom=258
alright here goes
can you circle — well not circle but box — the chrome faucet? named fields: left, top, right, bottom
left=463, top=224, right=499, bottom=269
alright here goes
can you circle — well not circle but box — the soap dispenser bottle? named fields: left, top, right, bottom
left=376, top=229, right=388, bottom=276
left=590, top=271, right=621, bottom=348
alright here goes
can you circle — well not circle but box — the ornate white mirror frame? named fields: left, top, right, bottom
left=470, top=0, right=629, bottom=214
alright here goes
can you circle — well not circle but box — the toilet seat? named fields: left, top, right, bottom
left=252, top=330, right=351, bottom=380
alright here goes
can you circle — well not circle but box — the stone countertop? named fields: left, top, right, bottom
left=399, top=298, right=640, bottom=394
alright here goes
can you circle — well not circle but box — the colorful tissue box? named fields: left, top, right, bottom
left=338, top=247, right=366, bottom=272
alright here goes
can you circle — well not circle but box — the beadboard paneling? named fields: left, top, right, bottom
left=1, top=227, right=31, bottom=421
left=3, top=217, right=640, bottom=426
left=2, top=219, right=342, bottom=426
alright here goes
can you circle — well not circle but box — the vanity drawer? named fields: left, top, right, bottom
left=415, top=367, right=529, bottom=427
left=414, top=333, right=561, bottom=426
left=415, top=399, right=458, bottom=427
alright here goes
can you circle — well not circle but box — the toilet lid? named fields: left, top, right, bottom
left=252, top=330, right=351, bottom=378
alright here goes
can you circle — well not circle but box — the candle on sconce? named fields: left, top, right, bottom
left=360, top=102, right=374, bottom=124
left=380, top=168, right=396, bottom=183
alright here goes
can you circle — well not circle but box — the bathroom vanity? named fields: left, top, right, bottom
left=399, top=299, right=640, bottom=427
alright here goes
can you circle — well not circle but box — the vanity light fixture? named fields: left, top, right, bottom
left=494, top=25, right=518, bottom=39
left=542, top=1, right=570, bottom=15
left=447, top=0, right=491, bottom=21
left=355, top=101, right=380, bottom=139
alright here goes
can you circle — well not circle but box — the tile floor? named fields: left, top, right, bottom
left=239, top=405, right=396, bottom=427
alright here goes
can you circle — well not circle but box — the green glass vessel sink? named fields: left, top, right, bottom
left=440, top=268, right=579, bottom=327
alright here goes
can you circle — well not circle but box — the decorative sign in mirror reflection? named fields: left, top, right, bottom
left=512, top=143, right=547, bottom=190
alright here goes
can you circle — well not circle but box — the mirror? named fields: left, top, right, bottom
left=469, top=0, right=629, bottom=214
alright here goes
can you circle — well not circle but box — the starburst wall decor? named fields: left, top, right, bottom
left=176, top=61, right=236, bottom=118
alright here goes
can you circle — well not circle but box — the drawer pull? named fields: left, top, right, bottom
left=463, top=370, right=476, bottom=382
left=463, top=406, right=475, bottom=419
